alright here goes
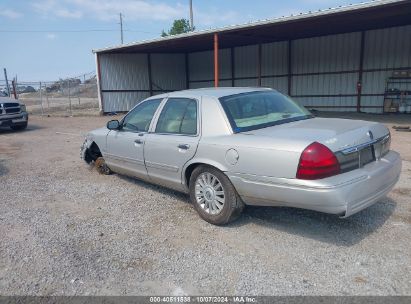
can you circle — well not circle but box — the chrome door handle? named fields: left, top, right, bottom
left=178, top=144, right=190, bottom=150
left=134, top=139, right=144, bottom=144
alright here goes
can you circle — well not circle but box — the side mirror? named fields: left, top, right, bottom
left=107, top=120, right=121, bottom=130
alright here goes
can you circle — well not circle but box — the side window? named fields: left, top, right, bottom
left=155, top=98, right=197, bottom=135
left=122, top=99, right=162, bottom=132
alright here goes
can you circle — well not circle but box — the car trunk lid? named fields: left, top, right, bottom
left=242, top=117, right=388, bottom=152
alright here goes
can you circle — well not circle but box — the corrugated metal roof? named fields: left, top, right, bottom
left=93, top=0, right=409, bottom=54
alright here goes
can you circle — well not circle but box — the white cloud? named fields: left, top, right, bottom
left=33, top=0, right=82, bottom=19
left=196, top=9, right=241, bottom=27
left=0, top=8, right=23, bottom=19
left=32, top=0, right=184, bottom=21
left=31, top=0, right=241, bottom=28
left=55, top=8, right=82, bottom=19
left=46, top=33, right=57, bottom=39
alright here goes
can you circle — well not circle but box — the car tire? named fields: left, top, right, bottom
left=95, top=157, right=112, bottom=175
left=189, top=165, right=244, bottom=225
left=10, top=123, right=27, bottom=131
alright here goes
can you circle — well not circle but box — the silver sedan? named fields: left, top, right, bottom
left=81, top=88, right=401, bottom=225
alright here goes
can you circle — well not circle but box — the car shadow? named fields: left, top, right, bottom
left=229, top=198, right=397, bottom=246
left=117, top=174, right=188, bottom=201
left=0, top=124, right=44, bottom=134
left=116, top=173, right=396, bottom=247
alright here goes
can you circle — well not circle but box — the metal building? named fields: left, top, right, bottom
left=93, top=0, right=411, bottom=114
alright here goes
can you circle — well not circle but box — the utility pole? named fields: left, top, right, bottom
left=119, top=13, right=124, bottom=44
left=3, top=68, right=11, bottom=96
left=189, top=0, right=194, bottom=31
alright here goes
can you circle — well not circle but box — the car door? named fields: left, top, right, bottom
left=105, top=98, right=162, bottom=179
left=144, top=97, right=200, bottom=191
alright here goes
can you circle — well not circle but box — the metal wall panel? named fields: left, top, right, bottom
left=292, top=73, right=358, bottom=95
left=234, top=78, right=258, bottom=87
left=360, top=96, right=384, bottom=114
left=189, top=80, right=231, bottom=89
left=188, top=49, right=231, bottom=81
left=292, top=32, right=361, bottom=74
left=98, top=24, right=411, bottom=113
left=261, top=41, right=288, bottom=76
left=151, top=53, right=186, bottom=91
left=362, top=71, right=388, bottom=94
left=188, top=51, right=212, bottom=81
left=219, top=49, right=232, bottom=80
left=293, top=96, right=357, bottom=112
left=218, top=80, right=233, bottom=88
left=102, top=91, right=150, bottom=112
left=234, top=45, right=258, bottom=78
left=189, top=81, right=213, bottom=89
left=261, top=77, right=288, bottom=94
left=99, top=53, right=149, bottom=90
left=364, top=25, right=411, bottom=69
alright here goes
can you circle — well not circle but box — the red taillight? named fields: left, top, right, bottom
left=296, top=142, right=340, bottom=180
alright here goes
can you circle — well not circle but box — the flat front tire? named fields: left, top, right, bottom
left=95, top=157, right=112, bottom=175
left=189, top=165, right=244, bottom=225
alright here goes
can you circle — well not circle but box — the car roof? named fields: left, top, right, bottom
left=147, top=87, right=274, bottom=100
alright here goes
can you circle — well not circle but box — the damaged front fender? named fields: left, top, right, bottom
left=80, top=137, right=94, bottom=163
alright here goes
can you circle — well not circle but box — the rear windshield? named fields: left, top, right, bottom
left=219, top=91, right=313, bottom=132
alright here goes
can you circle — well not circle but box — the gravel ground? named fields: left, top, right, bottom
left=0, top=114, right=410, bottom=296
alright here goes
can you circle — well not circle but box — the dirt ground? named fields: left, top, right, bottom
left=0, top=112, right=410, bottom=295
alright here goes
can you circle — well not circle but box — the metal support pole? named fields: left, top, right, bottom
left=257, top=44, right=262, bottom=87
left=147, top=53, right=153, bottom=96
left=3, top=68, right=11, bottom=97
left=68, top=80, right=72, bottom=115
left=45, top=83, right=49, bottom=112
left=39, top=81, right=44, bottom=116
left=11, top=80, right=17, bottom=99
left=357, top=31, right=365, bottom=113
left=214, top=33, right=219, bottom=88
left=287, top=40, right=292, bottom=96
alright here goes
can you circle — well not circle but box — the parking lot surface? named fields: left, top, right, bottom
left=0, top=114, right=410, bottom=295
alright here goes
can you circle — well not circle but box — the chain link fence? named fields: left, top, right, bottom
left=0, top=72, right=99, bottom=116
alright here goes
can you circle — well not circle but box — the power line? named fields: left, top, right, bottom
left=0, top=29, right=159, bottom=34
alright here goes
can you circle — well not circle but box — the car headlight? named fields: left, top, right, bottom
left=20, top=104, right=27, bottom=112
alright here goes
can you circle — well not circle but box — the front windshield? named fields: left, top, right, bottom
left=219, top=90, right=313, bottom=132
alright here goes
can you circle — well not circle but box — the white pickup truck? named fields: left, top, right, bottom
left=0, top=97, right=28, bottom=130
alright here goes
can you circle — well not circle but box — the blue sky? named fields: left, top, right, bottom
left=0, top=0, right=366, bottom=81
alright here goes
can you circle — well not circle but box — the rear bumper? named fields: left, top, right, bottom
left=0, top=112, right=28, bottom=126
left=228, top=151, right=402, bottom=217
